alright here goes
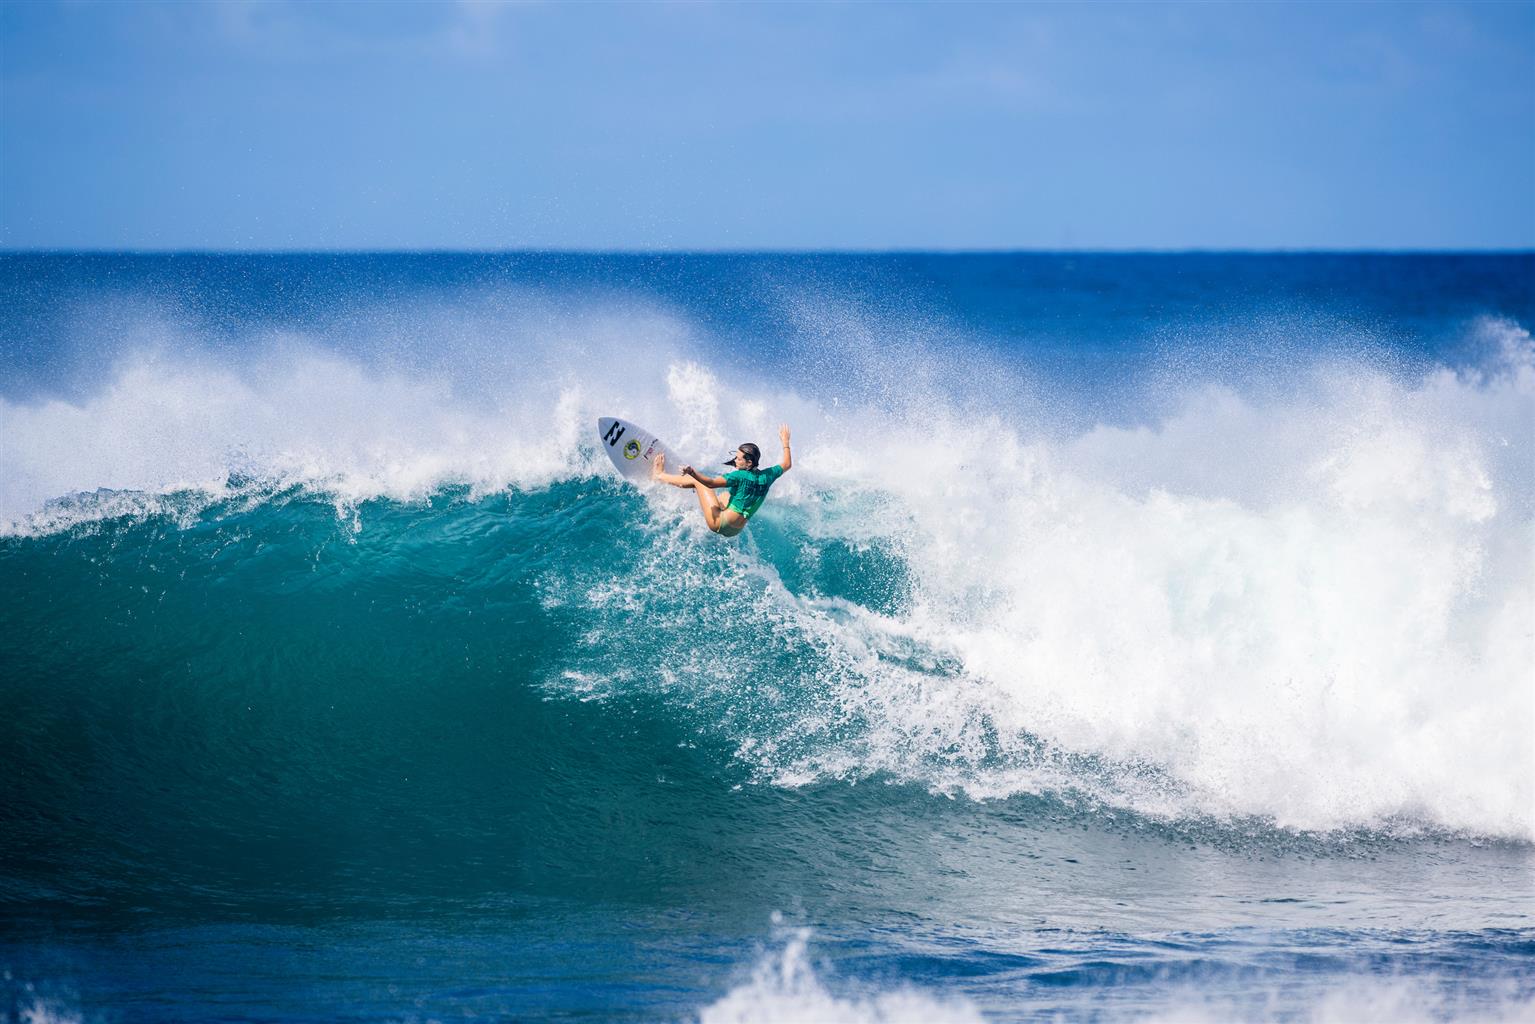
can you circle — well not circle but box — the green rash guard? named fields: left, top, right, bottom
left=723, top=464, right=784, bottom=518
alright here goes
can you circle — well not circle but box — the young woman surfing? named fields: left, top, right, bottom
left=650, top=424, right=791, bottom=537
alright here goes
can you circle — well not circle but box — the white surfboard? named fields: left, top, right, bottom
left=596, top=417, right=681, bottom=483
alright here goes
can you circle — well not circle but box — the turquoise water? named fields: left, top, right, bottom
left=2, top=253, right=1533, bottom=1021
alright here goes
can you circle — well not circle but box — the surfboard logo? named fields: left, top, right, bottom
left=623, top=439, right=641, bottom=460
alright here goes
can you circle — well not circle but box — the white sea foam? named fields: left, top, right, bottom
left=2, top=987, right=86, bottom=1024
left=694, top=930, right=984, bottom=1024
left=914, top=322, right=1535, bottom=839
left=3, top=308, right=1531, bottom=840
left=692, top=930, right=1535, bottom=1024
left=1138, top=977, right=1535, bottom=1024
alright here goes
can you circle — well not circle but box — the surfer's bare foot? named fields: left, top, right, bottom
left=651, top=453, right=691, bottom=488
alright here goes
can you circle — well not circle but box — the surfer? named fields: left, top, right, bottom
left=651, top=424, right=791, bottom=537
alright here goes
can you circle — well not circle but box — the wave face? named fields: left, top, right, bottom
left=2, top=254, right=1535, bottom=921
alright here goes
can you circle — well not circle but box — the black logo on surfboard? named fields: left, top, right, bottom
left=604, top=422, right=626, bottom=447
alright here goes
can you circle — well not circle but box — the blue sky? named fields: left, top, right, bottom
left=2, top=0, right=1532, bottom=250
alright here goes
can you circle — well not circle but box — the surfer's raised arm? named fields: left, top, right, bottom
left=778, top=423, right=792, bottom=471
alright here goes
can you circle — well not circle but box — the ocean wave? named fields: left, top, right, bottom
left=2, top=313, right=1531, bottom=844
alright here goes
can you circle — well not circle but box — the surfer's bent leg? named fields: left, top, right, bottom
left=689, top=478, right=724, bottom=531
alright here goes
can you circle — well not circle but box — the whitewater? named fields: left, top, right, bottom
left=1, top=252, right=1532, bottom=1022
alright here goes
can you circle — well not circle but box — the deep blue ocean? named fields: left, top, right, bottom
left=2, top=252, right=1533, bottom=1023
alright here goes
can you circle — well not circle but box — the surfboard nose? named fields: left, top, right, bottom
left=597, top=417, right=677, bottom=482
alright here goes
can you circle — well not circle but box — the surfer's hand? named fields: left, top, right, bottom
left=779, top=424, right=790, bottom=444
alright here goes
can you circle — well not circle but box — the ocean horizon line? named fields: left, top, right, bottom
left=4, top=246, right=1533, bottom=258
